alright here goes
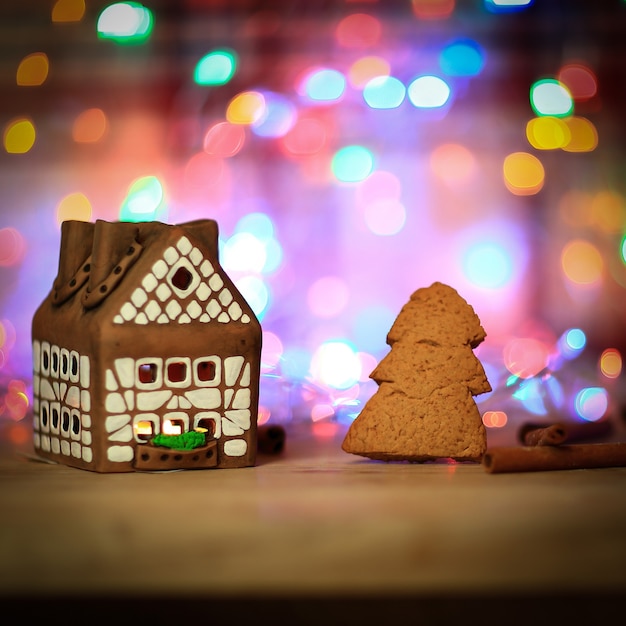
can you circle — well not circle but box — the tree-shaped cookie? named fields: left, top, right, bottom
left=342, top=282, right=491, bottom=462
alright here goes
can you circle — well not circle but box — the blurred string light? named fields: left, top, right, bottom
left=356, top=170, right=407, bottom=236
left=335, top=13, right=382, bottom=48
left=300, top=68, right=346, bottom=102
left=557, top=63, right=598, bottom=101
left=119, top=175, right=165, bottom=221
left=575, top=387, right=608, bottom=422
left=203, top=121, right=246, bottom=157
left=439, top=39, right=485, bottom=77
left=530, top=79, right=574, bottom=117
left=430, top=143, right=477, bottom=187
left=557, top=328, right=586, bottom=361
left=281, top=117, right=328, bottom=156
left=600, top=348, right=622, bottom=379
left=16, top=53, right=49, bottom=86
left=310, top=340, right=362, bottom=390
left=332, top=145, right=374, bottom=182
left=56, top=192, right=92, bottom=224
left=194, top=49, right=237, bottom=86
left=412, top=0, right=455, bottom=20
left=52, top=0, right=85, bottom=22
left=251, top=92, right=296, bottom=138
left=3, top=118, right=36, bottom=154
left=484, top=0, right=533, bottom=13
left=348, top=56, right=391, bottom=88
left=502, top=151, right=544, bottom=195
left=407, top=75, right=451, bottom=108
left=561, top=117, right=597, bottom=152
left=226, top=91, right=266, bottom=125
left=72, top=108, right=108, bottom=143
left=97, top=2, right=154, bottom=44
left=463, top=241, right=514, bottom=289
left=362, top=76, right=406, bottom=109
left=0, top=228, right=26, bottom=267
left=561, top=239, right=603, bottom=286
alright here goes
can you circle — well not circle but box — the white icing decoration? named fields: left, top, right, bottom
left=187, top=301, right=202, bottom=319
left=124, top=390, right=135, bottom=411
left=196, top=283, right=211, bottom=301
left=82, top=447, right=93, bottom=463
left=228, top=302, right=242, bottom=320
left=179, top=396, right=192, bottom=409
left=206, top=299, right=221, bottom=318
left=176, top=236, right=192, bottom=255
left=221, top=418, right=244, bottom=436
left=217, top=312, right=229, bottom=323
left=80, top=389, right=91, bottom=411
left=156, top=283, right=171, bottom=301
left=225, top=409, right=251, bottom=430
left=69, top=351, right=80, bottom=383
left=209, top=274, right=223, bottom=291
left=190, top=247, right=202, bottom=265
left=200, top=259, right=214, bottom=277
left=114, top=315, right=124, bottom=324
left=136, top=390, right=173, bottom=411
left=71, top=442, right=81, bottom=458
left=184, top=388, right=221, bottom=409
left=166, top=396, right=178, bottom=409
left=61, top=440, right=70, bottom=456
left=65, top=386, right=80, bottom=408
left=109, top=425, right=133, bottom=442
left=219, top=289, right=233, bottom=306
left=232, top=388, right=251, bottom=410
left=224, top=439, right=247, bottom=457
left=105, top=392, right=127, bottom=413
left=166, top=300, right=182, bottom=319
left=142, top=273, right=158, bottom=292
left=33, top=341, right=41, bottom=374
left=224, top=356, right=244, bottom=386
left=51, top=438, right=60, bottom=453
left=105, top=414, right=131, bottom=433
left=41, top=342, right=51, bottom=375
left=135, top=313, right=149, bottom=325
left=200, top=313, right=210, bottom=322
left=107, top=445, right=134, bottom=462
left=224, top=388, right=233, bottom=409
left=115, top=358, right=135, bottom=388
left=164, top=245, right=179, bottom=265
left=241, top=363, right=250, bottom=387
left=82, top=431, right=92, bottom=445
left=152, top=259, right=168, bottom=278
left=157, top=314, right=169, bottom=324
left=105, top=370, right=118, bottom=391
left=51, top=345, right=60, bottom=377
left=241, top=314, right=250, bottom=324
left=80, top=356, right=90, bottom=388
left=34, top=433, right=40, bottom=448
left=82, top=414, right=91, bottom=428
left=39, top=379, right=55, bottom=401
left=121, top=302, right=137, bottom=321
left=131, top=287, right=148, bottom=308
left=60, top=349, right=70, bottom=380
left=145, top=300, right=161, bottom=321
left=178, top=314, right=191, bottom=324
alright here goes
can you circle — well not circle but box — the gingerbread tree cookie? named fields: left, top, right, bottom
left=342, top=282, right=491, bottom=462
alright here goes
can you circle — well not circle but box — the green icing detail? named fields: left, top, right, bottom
left=152, top=431, right=206, bottom=450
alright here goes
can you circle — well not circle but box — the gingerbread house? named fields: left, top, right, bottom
left=31, top=218, right=262, bottom=472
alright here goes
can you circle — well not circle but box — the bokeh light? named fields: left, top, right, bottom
left=335, top=13, right=382, bottom=48
left=600, top=348, right=622, bottom=379
left=503, top=152, right=544, bottom=195
left=561, top=117, right=598, bottom=153
left=526, top=116, right=570, bottom=150
left=574, top=387, right=608, bottom=422
left=439, top=39, right=485, bottom=76
left=72, top=108, right=108, bottom=143
left=56, top=192, right=93, bottom=224
left=194, top=50, right=237, bottom=86
left=119, top=175, right=165, bottom=221
left=52, top=0, right=86, bottom=22
left=0, top=228, right=26, bottom=267
left=235, top=275, right=270, bottom=320
left=530, top=79, right=574, bottom=117
left=363, top=76, right=406, bottom=109
left=463, top=241, right=514, bottom=289
left=504, top=337, right=550, bottom=378
left=203, top=121, right=246, bottom=157
left=484, top=0, right=533, bottom=13
left=482, top=410, right=508, bottom=428
left=16, top=53, right=49, bottom=86
left=407, top=75, right=451, bottom=108
left=412, top=0, right=455, bottom=20
left=557, top=328, right=586, bottom=360
left=96, top=2, right=154, bottom=44
left=301, top=68, right=346, bottom=102
left=331, top=145, right=374, bottom=182
left=430, top=143, right=477, bottom=186
left=348, top=56, right=391, bottom=88
left=364, top=199, right=407, bottom=236
left=310, top=341, right=362, bottom=390
left=281, top=117, right=328, bottom=156
left=561, top=239, right=603, bottom=286
left=226, top=91, right=266, bottom=125
left=557, top=63, right=597, bottom=101
left=3, top=118, right=36, bottom=154
left=251, top=92, right=296, bottom=138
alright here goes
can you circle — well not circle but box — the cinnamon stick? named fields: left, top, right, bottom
left=483, top=442, right=626, bottom=474
left=518, top=423, right=566, bottom=446
left=517, top=419, right=613, bottom=446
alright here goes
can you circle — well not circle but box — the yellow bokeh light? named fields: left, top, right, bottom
left=56, top=192, right=93, bottom=224
left=348, top=56, right=391, bottom=89
left=591, top=191, right=625, bottom=234
left=561, top=239, right=603, bottom=285
left=72, top=108, right=108, bottom=143
left=16, top=52, right=49, bottom=86
left=503, top=152, right=544, bottom=196
left=600, top=348, right=622, bottom=379
left=562, top=116, right=598, bottom=153
left=526, top=116, right=570, bottom=150
left=52, top=0, right=86, bottom=22
left=3, top=118, right=36, bottom=154
left=558, top=190, right=594, bottom=228
left=226, top=91, right=265, bottom=125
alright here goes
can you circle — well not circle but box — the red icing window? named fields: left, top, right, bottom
left=197, top=360, right=216, bottom=382
left=138, top=363, right=158, bottom=384
left=167, top=361, right=187, bottom=383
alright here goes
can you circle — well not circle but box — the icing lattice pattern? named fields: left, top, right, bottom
left=113, top=235, right=251, bottom=325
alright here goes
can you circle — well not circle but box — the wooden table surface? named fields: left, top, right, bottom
left=1, top=421, right=625, bottom=624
